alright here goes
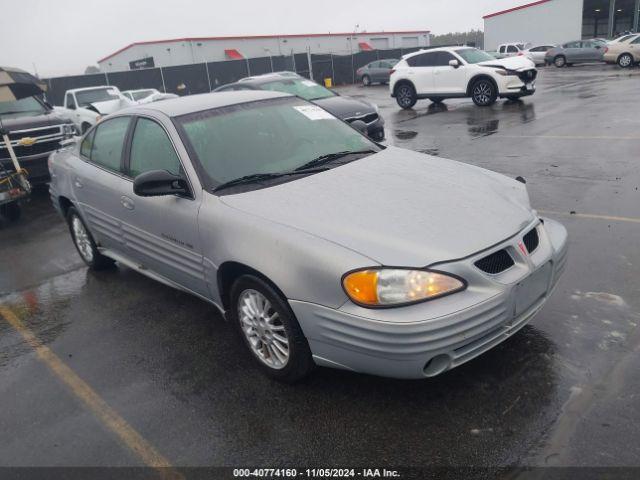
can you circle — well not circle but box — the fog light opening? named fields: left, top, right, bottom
left=423, top=354, right=452, bottom=377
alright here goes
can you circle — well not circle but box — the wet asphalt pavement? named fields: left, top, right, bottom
left=1, top=64, right=639, bottom=473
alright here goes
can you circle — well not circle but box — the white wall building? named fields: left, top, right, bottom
left=484, top=0, right=640, bottom=51
left=98, top=31, right=431, bottom=72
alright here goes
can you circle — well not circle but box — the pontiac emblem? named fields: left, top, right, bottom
left=18, top=137, right=37, bottom=147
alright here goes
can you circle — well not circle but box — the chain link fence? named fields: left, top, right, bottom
left=44, top=47, right=432, bottom=105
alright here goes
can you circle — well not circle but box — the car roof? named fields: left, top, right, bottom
left=238, top=71, right=301, bottom=83
left=402, top=46, right=468, bottom=59
left=68, top=86, right=115, bottom=93
left=119, top=90, right=293, bottom=117
left=123, top=88, right=156, bottom=93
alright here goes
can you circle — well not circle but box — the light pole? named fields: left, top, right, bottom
left=264, top=48, right=274, bottom=72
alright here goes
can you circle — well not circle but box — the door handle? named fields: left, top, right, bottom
left=74, top=178, right=83, bottom=188
left=120, top=195, right=135, bottom=210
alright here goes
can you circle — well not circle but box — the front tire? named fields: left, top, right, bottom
left=395, top=83, right=417, bottom=109
left=617, top=53, right=633, bottom=68
left=230, top=275, right=314, bottom=383
left=362, top=74, right=371, bottom=86
left=471, top=78, right=497, bottom=106
left=554, top=55, right=566, bottom=68
left=66, top=206, right=115, bottom=270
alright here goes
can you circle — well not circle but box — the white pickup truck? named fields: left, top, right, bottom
left=55, top=86, right=132, bottom=134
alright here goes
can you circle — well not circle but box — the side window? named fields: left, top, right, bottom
left=632, top=37, right=640, bottom=44
left=368, top=61, right=379, bottom=68
left=435, top=51, right=456, bottom=66
left=499, top=46, right=506, bottom=53
left=128, top=118, right=181, bottom=178
left=66, top=93, right=76, bottom=109
left=530, top=46, right=543, bottom=52
left=507, top=45, right=518, bottom=53
left=90, top=117, right=130, bottom=173
left=407, top=52, right=437, bottom=67
left=80, top=129, right=95, bottom=158
left=565, top=41, right=580, bottom=48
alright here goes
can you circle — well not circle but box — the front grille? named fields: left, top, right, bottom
left=0, top=139, right=61, bottom=161
left=346, top=112, right=379, bottom=124
left=5, top=126, right=62, bottom=141
left=523, top=227, right=539, bottom=253
left=475, top=249, right=515, bottom=274
left=519, top=69, right=537, bottom=82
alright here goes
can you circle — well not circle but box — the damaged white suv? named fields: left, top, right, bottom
left=390, top=47, right=537, bottom=108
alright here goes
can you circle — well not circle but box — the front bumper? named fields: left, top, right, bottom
left=291, top=217, right=568, bottom=379
left=366, top=118, right=385, bottom=141
left=0, top=151, right=52, bottom=184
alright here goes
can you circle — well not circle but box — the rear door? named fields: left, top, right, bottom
left=406, top=51, right=437, bottom=94
left=563, top=41, right=582, bottom=62
left=367, top=61, right=383, bottom=82
left=630, top=36, right=640, bottom=61
left=120, top=115, right=209, bottom=297
left=72, top=116, right=133, bottom=255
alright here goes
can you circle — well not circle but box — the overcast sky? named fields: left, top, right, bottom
left=1, top=0, right=520, bottom=77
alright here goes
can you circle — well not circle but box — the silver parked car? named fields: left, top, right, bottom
left=545, top=39, right=606, bottom=67
left=49, top=90, right=568, bottom=382
left=356, top=59, right=399, bottom=86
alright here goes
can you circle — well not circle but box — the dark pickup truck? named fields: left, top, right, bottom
left=0, top=95, right=75, bottom=184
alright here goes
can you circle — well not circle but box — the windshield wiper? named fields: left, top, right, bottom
left=294, top=149, right=377, bottom=171
left=213, top=168, right=329, bottom=192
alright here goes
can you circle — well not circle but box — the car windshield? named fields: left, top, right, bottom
left=259, top=78, right=335, bottom=101
left=176, top=97, right=378, bottom=187
left=0, top=96, right=47, bottom=118
left=454, top=48, right=495, bottom=64
left=75, top=88, right=120, bottom=107
left=132, top=90, right=155, bottom=100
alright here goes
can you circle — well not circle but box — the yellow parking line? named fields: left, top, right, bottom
left=0, top=305, right=182, bottom=479
left=539, top=210, right=640, bottom=224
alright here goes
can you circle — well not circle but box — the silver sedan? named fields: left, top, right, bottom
left=49, top=90, right=567, bottom=382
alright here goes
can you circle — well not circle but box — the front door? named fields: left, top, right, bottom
left=120, top=116, right=209, bottom=298
left=432, top=51, right=466, bottom=94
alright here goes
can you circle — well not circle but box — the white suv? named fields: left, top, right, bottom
left=390, top=47, right=537, bottom=108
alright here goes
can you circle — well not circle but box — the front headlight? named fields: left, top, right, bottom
left=342, top=268, right=466, bottom=307
left=62, top=123, right=76, bottom=137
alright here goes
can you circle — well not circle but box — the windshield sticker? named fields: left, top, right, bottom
left=293, top=105, right=335, bottom=121
left=301, top=80, right=317, bottom=87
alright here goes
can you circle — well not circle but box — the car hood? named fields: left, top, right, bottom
left=312, top=95, right=376, bottom=120
left=86, top=99, right=129, bottom=114
left=220, top=147, right=535, bottom=266
left=478, top=55, right=535, bottom=71
left=0, top=111, right=72, bottom=130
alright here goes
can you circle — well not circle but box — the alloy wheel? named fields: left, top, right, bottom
left=397, top=86, right=413, bottom=108
left=473, top=81, right=493, bottom=106
left=72, top=215, right=94, bottom=263
left=554, top=56, right=566, bottom=67
left=618, top=54, right=632, bottom=68
left=238, top=289, right=289, bottom=369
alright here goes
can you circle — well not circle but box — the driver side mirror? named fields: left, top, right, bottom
left=449, top=59, right=460, bottom=68
left=133, top=170, right=190, bottom=197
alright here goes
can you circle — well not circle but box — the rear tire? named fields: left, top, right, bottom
left=81, top=123, right=91, bottom=134
left=0, top=202, right=21, bottom=221
left=470, top=78, right=497, bottom=106
left=66, top=206, right=115, bottom=270
left=554, top=55, right=566, bottom=68
left=230, top=275, right=314, bottom=383
left=395, top=83, right=417, bottom=109
left=362, top=75, right=371, bottom=86
left=617, top=53, right=633, bottom=68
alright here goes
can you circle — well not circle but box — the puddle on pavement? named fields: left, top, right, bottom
left=394, top=130, right=418, bottom=140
